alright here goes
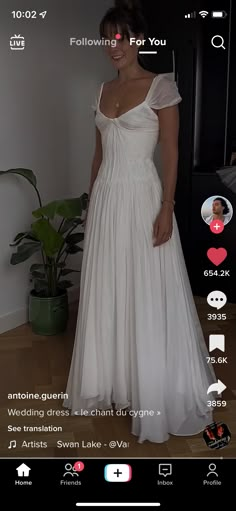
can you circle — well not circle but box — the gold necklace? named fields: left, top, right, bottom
left=114, top=84, right=125, bottom=109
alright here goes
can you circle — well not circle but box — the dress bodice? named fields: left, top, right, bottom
left=92, top=74, right=182, bottom=183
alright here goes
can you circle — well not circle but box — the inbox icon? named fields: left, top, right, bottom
left=158, top=464, right=172, bottom=477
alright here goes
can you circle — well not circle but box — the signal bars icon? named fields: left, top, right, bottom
left=185, top=12, right=196, bottom=18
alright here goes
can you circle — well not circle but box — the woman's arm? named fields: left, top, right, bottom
left=88, top=126, right=103, bottom=199
left=158, top=104, right=179, bottom=206
left=152, top=105, right=179, bottom=247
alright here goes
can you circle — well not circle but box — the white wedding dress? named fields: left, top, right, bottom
left=64, top=74, right=216, bottom=443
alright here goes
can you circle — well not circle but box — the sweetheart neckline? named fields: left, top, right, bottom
left=97, top=101, right=158, bottom=121
left=97, top=75, right=159, bottom=120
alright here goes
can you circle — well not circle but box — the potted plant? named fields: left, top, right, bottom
left=0, top=168, right=88, bottom=335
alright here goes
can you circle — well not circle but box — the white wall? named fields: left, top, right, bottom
left=0, top=0, right=166, bottom=334
left=0, top=0, right=113, bottom=333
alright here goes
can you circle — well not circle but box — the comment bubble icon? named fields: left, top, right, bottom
left=158, top=464, right=172, bottom=477
left=207, top=291, right=227, bottom=309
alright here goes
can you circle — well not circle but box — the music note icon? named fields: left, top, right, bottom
left=8, top=440, right=16, bottom=449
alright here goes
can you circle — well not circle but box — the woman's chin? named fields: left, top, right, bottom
left=111, top=57, right=126, bottom=69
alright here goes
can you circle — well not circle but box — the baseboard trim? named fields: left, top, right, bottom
left=0, top=286, right=80, bottom=335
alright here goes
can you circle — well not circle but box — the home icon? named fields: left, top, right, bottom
left=16, top=463, right=31, bottom=477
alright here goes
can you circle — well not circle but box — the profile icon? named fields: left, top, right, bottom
left=201, top=196, right=233, bottom=226
left=206, top=463, right=218, bottom=477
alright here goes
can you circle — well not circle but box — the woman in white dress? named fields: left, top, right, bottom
left=64, top=3, right=216, bottom=443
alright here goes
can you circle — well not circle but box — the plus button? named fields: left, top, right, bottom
left=209, top=219, right=224, bottom=234
left=113, top=469, right=122, bottom=477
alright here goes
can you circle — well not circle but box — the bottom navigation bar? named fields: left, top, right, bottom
left=0, top=458, right=233, bottom=509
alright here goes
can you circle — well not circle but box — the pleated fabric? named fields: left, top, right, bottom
left=63, top=74, right=216, bottom=443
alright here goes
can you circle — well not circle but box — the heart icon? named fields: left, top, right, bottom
left=207, top=248, right=227, bottom=266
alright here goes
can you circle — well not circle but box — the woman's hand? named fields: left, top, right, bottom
left=152, top=203, right=173, bottom=247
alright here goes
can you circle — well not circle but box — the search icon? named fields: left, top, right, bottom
left=211, top=35, right=226, bottom=49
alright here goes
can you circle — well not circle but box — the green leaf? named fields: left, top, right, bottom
left=30, top=263, right=45, bottom=272
left=80, top=192, right=89, bottom=210
left=10, top=243, right=41, bottom=264
left=17, top=241, right=40, bottom=253
left=31, top=218, right=64, bottom=257
left=56, top=262, right=66, bottom=269
left=9, top=231, right=38, bottom=246
left=0, top=168, right=37, bottom=187
left=66, top=232, right=84, bottom=244
left=32, top=198, right=86, bottom=220
left=65, top=245, right=83, bottom=254
left=60, top=218, right=83, bottom=234
left=60, top=268, right=80, bottom=276
left=58, top=280, right=73, bottom=289
left=31, top=270, right=46, bottom=279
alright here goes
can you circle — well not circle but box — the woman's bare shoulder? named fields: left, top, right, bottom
left=141, top=71, right=158, bottom=80
left=103, top=79, right=117, bottom=91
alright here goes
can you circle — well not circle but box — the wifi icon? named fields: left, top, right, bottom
left=199, top=10, right=209, bottom=17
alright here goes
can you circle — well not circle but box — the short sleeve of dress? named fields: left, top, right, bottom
left=147, top=74, right=182, bottom=110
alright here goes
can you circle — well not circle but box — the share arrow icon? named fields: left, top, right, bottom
left=207, top=379, right=226, bottom=394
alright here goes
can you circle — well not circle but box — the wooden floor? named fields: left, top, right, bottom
left=0, top=297, right=235, bottom=458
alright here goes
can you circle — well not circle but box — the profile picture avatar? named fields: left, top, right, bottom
left=201, top=195, right=233, bottom=225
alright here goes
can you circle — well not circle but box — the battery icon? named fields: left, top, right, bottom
left=211, top=11, right=227, bottom=18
